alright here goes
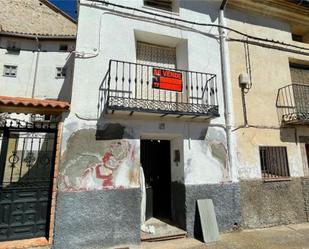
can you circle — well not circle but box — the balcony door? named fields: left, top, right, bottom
left=136, top=42, right=181, bottom=103
left=290, top=64, right=309, bottom=114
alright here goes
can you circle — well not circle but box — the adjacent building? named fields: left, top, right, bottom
left=225, top=0, right=309, bottom=228
left=0, top=0, right=76, bottom=247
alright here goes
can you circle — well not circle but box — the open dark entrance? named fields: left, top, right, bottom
left=141, top=139, right=171, bottom=221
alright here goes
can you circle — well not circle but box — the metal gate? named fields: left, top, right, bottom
left=0, top=119, right=57, bottom=241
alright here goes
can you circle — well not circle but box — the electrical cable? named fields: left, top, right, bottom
left=85, top=0, right=309, bottom=53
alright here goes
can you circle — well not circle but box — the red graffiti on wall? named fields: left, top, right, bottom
left=76, top=140, right=132, bottom=190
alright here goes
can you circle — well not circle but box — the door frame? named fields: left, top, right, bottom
left=140, top=138, right=172, bottom=220
left=140, top=133, right=184, bottom=224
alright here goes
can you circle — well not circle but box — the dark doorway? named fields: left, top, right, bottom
left=141, top=139, right=171, bottom=221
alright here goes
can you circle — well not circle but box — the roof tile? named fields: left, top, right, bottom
left=0, top=96, right=70, bottom=110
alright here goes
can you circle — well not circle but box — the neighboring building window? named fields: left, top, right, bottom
left=290, top=63, right=309, bottom=85
left=6, top=40, right=20, bottom=54
left=56, top=67, right=67, bottom=78
left=289, top=63, right=309, bottom=115
left=292, top=34, right=303, bottom=42
left=59, top=44, right=68, bottom=51
left=259, top=146, right=290, bottom=179
left=144, top=0, right=173, bottom=12
left=3, top=65, right=17, bottom=77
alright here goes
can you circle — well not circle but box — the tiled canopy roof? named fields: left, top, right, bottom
left=0, top=96, right=70, bottom=114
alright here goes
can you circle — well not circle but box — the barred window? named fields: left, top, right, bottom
left=3, top=65, right=17, bottom=77
left=259, top=146, right=290, bottom=179
left=144, top=0, right=173, bottom=12
left=56, top=67, right=66, bottom=78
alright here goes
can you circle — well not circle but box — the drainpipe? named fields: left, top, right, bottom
left=31, top=36, right=40, bottom=98
left=219, top=2, right=237, bottom=182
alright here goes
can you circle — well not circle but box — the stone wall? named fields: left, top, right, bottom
left=302, top=177, right=309, bottom=221
left=240, top=179, right=308, bottom=228
left=53, top=189, right=141, bottom=249
left=185, top=183, right=241, bottom=238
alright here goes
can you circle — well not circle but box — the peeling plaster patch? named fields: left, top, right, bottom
left=205, top=127, right=227, bottom=147
left=185, top=128, right=229, bottom=184
left=209, top=141, right=229, bottom=180
left=96, top=123, right=125, bottom=140
left=185, top=141, right=225, bottom=184
left=61, top=116, right=97, bottom=154
left=59, top=129, right=140, bottom=192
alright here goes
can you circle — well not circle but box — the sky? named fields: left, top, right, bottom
left=49, top=0, right=78, bottom=20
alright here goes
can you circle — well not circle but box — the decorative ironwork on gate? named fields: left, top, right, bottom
left=276, top=84, right=309, bottom=125
left=0, top=117, right=57, bottom=241
left=98, top=60, right=219, bottom=118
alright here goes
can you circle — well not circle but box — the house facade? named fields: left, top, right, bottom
left=0, top=0, right=76, bottom=248
left=225, top=0, right=309, bottom=229
left=54, top=0, right=240, bottom=248
left=0, top=1, right=309, bottom=249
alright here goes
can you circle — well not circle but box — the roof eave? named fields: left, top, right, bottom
left=0, top=31, right=76, bottom=40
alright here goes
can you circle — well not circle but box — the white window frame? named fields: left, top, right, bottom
left=3, top=65, right=18, bottom=77
left=55, top=66, right=67, bottom=78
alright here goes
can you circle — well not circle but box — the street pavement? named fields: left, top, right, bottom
left=30, top=222, right=309, bottom=249
left=119, top=223, right=309, bottom=249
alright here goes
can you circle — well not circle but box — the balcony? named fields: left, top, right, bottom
left=276, top=84, right=309, bottom=125
left=98, top=60, right=219, bottom=119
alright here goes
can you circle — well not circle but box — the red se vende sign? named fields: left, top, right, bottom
left=152, top=68, right=182, bottom=92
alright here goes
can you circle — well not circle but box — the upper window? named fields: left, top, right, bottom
left=144, top=0, right=174, bottom=12
left=6, top=40, right=20, bottom=54
left=3, top=65, right=17, bottom=77
left=292, top=34, right=303, bottom=43
left=56, top=67, right=67, bottom=78
left=136, top=42, right=176, bottom=68
left=259, top=146, right=290, bottom=179
left=59, top=44, right=68, bottom=51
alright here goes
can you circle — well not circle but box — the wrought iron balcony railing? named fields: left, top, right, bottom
left=276, top=84, right=309, bottom=124
left=98, top=60, right=219, bottom=118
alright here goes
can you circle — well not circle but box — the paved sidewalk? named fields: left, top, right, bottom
left=114, top=223, right=309, bottom=249
left=28, top=222, right=309, bottom=249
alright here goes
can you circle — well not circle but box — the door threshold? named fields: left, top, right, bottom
left=141, top=218, right=187, bottom=242
left=0, top=237, right=49, bottom=249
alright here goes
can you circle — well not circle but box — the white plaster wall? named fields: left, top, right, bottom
left=0, top=37, right=75, bottom=101
left=63, top=0, right=230, bottom=185
left=62, top=0, right=228, bottom=187
left=71, top=0, right=224, bottom=122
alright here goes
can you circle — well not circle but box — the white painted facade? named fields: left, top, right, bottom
left=62, top=0, right=235, bottom=187
left=0, top=36, right=75, bottom=101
